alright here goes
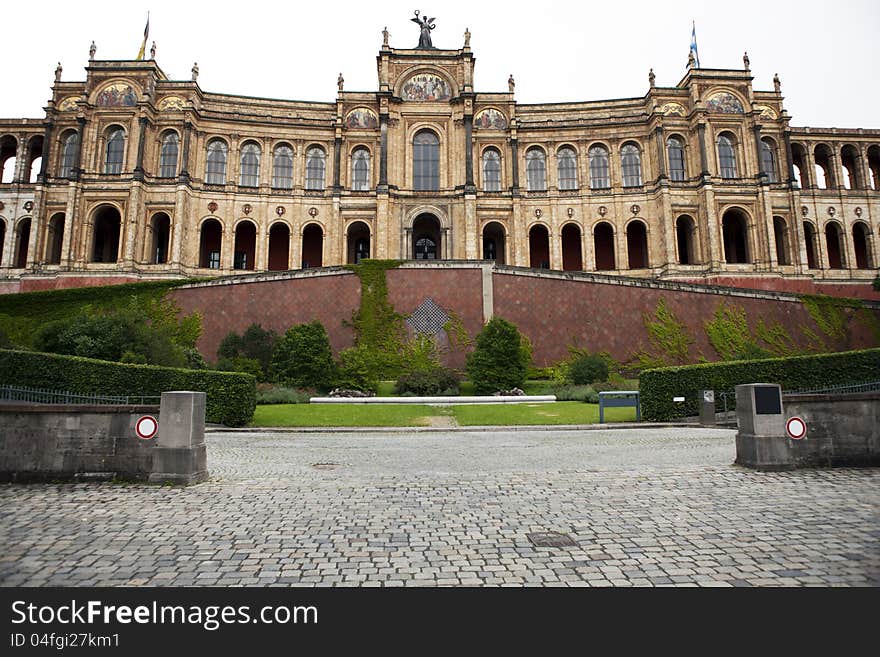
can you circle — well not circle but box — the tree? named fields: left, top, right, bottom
left=217, top=323, right=277, bottom=380
left=270, top=321, right=336, bottom=391
left=465, top=317, right=530, bottom=394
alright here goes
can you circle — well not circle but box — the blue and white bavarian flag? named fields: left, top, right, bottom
left=690, top=21, right=701, bottom=68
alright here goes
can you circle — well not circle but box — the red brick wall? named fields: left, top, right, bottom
left=19, top=276, right=144, bottom=293
left=169, top=273, right=361, bottom=362
left=386, top=267, right=485, bottom=368
left=680, top=276, right=880, bottom=301
left=493, top=272, right=880, bottom=366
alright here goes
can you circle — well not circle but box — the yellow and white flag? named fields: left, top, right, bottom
left=136, top=12, right=150, bottom=60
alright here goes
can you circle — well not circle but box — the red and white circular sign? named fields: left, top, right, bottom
left=135, top=415, right=159, bottom=440
left=786, top=416, right=807, bottom=440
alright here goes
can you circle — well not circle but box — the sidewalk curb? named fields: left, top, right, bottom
left=207, top=422, right=735, bottom=434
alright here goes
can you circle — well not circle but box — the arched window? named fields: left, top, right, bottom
left=526, top=147, right=546, bottom=191
left=305, top=146, right=326, bottom=190
left=104, top=127, right=125, bottom=174
left=59, top=131, right=78, bottom=178
left=205, top=139, right=228, bottom=185
left=351, top=147, right=371, bottom=191
left=621, top=143, right=642, bottom=187
left=159, top=132, right=179, bottom=178
left=239, top=142, right=261, bottom=187
left=272, top=144, right=294, bottom=189
left=667, top=136, right=686, bottom=181
left=482, top=148, right=501, bottom=191
left=588, top=145, right=610, bottom=189
left=557, top=147, right=578, bottom=190
left=761, top=138, right=778, bottom=183
left=717, top=133, right=738, bottom=179
left=413, top=131, right=439, bottom=191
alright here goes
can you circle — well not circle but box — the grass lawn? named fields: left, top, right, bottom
left=251, top=401, right=636, bottom=427
left=452, top=402, right=636, bottom=425
left=252, top=404, right=443, bottom=427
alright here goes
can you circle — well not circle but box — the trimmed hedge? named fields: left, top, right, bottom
left=639, top=348, right=880, bottom=421
left=0, top=349, right=255, bottom=426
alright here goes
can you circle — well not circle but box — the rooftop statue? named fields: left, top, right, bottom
left=411, top=10, right=436, bottom=49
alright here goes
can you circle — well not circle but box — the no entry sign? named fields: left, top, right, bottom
left=786, top=416, right=807, bottom=440
left=135, top=415, right=159, bottom=440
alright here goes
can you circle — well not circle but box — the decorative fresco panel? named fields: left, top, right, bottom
left=474, top=108, right=507, bottom=130
left=158, top=96, right=187, bottom=111
left=96, top=83, right=138, bottom=107
left=401, top=73, right=451, bottom=102
left=705, top=92, right=744, bottom=114
left=345, top=107, right=379, bottom=129
left=660, top=102, right=687, bottom=117
left=57, top=97, right=79, bottom=112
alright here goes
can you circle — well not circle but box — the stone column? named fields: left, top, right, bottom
left=179, top=121, right=192, bottom=185
left=509, top=137, right=519, bottom=195
left=464, top=114, right=475, bottom=193
left=378, top=113, right=389, bottom=192
left=13, top=135, right=29, bottom=183
left=133, top=116, right=149, bottom=181
left=37, top=120, right=54, bottom=183
left=149, top=391, right=208, bottom=485
left=783, top=130, right=797, bottom=188
left=697, top=123, right=710, bottom=179
left=753, top=125, right=768, bottom=184
left=332, top=136, right=342, bottom=196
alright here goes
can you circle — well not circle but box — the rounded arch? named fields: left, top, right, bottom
left=852, top=221, right=873, bottom=269
left=716, top=131, right=739, bottom=179
left=0, top=134, right=18, bottom=183
left=205, top=138, right=229, bottom=185
left=824, top=220, right=846, bottom=269
left=346, top=220, right=372, bottom=264
left=90, top=204, right=122, bottom=263
left=405, top=205, right=450, bottom=230
left=91, top=79, right=141, bottom=106
left=528, top=222, right=550, bottom=269
left=481, top=220, right=507, bottom=264
left=761, top=136, right=780, bottom=183
left=305, top=144, right=327, bottom=190
left=675, top=214, right=698, bottom=265
left=620, top=142, right=643, bottom=187
left=802, top=220, right=819, bottom=269
left=233, top=219, right=257, bottom=270
left=556, top=145, right=579, bottom=190
left=593, top=221, right=616, bottom=271
left=561, top=221, right=583, bottom=271
left=791, top=142, right=810, bottom=188
left=721, top=207, right=751, bottom=264
left=159, top=129, right=179, bottom=178
left=239, top=141, right=261, bottom=187
left=0, top=216, right=6, bottom=267
left=14, top=216, right=32, bottom=268
left=199, top=217, right=223, bottom=269
left=58, top=129, right=79, bottom=179
left=840, top=144, right=862, bottom=190
left=481, top=145, right=503, bottom=192
left=588, top=143, right=611, bottom=189
left=148, top=212, right=171, bottom=265
left=267, top=220, right=291, bottom=271
left=625, top=219, right=649, bottom=269
left=525, top=146, right=547, bottom=191
left=350, top=145, right=372, bottom=191
left=772, top=215, right=791, bottom=265
left=868, top=144, right=880, bottom=190
left=103, top=125, right=126, bottom=174
left=666, top=134, right=688, bottom=182
left=813, top=143, right=835, bottom=189
left=301, top=222, right=324, bottom=268
left=412, top=212, right=442, bottom=260
left=412, top=129, right=441, bottom=191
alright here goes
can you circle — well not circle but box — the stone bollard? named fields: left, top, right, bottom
left=699, top=390, right=716, bottom=425
left=734, top=383, right=791, bottom=470
left=149, top=391, right=209, bottom=485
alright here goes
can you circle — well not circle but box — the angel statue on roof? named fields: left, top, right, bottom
left=411, top=11, right=436, bottom=49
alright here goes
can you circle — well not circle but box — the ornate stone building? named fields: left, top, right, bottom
left=1, top=23, right=878, bottom=294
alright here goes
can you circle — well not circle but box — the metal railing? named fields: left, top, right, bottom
left=711, top=380, right=880, bottom=417
left=0, top=385, right=160, bottom=406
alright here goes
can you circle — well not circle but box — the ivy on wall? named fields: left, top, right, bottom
left=635, top=297, right=694, bottom=368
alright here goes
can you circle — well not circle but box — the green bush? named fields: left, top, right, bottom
left=32, top=295, right=202, bottom=368
left=395, top=368, right=460, bottom=396
left=217, top=356, right=263, bottom=380
left=255, top=385, right=313, bottom=405
left=335, top=344, right=381, bottom=393
left=568, top=353, right=610, bottom=385
left=466, top=317, right=530, bottom=395
left=270, top=321, right=336, bottom=391
left=639, top=347, right=880, bottom=421
left=547, top=384, right=599, bottom=403
left=217, top=323, right=277, bottom=381
left=0, top=349, right=256, bottom=426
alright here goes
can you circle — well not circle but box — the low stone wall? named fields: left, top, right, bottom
left=0, top=391, right=209, bottom=484
left=0, top=404, right=159, bottom=482
left=782, top=392, right=880, bottom=467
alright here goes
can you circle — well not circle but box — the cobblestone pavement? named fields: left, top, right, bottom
left=2, top=428, right=878, bottom=587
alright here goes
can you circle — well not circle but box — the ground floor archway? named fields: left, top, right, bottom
left=412, top=213, right=441, bottom=260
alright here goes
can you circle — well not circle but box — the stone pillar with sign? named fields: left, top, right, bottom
left=149, top=391, right=208, bottom=484
left=734, top=383, right=792, bottom=470
left=699, top=390, right=716, bottom=425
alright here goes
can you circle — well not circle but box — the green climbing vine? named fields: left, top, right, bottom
left=704, top=301, right=755, bottom=361
left=635, top=297, right=694, bottom=368
left=799, top=294, right=850, bottom=341
left=342, top=259, right=406, bottom=380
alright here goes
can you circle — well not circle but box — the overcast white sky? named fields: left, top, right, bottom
left=1, top=0, right=877, bottom=128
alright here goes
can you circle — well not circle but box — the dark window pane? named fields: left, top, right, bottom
left=621, top=144, right=642, bottom=187
left=273, top=145, right=294, bottom=189
left=105, top=128, right=124, bottom=174
left=413, top=131, right=439, bottom=191
left=482, top=149, right=501, bottom=191
left=557, top=147, right=578, bottom=190
left=306, top=147, right=326, bottom=190
left=160, top=133, right=178, bottom=178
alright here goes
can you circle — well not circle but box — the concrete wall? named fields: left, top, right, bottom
left=0, top=404, right=159, bottom=482
left=782, top=392, right=880, bottom=467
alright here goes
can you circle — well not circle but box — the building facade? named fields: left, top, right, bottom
left=1, top=28, right=879, bottom=294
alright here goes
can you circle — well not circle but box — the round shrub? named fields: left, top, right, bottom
left=270, top=321, right=336, bottom=392
left=466, top=317, right=530, bottom=395
left=395, top=368, right=460, bottom=396
left=568, top=354, right=609, bottom=385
